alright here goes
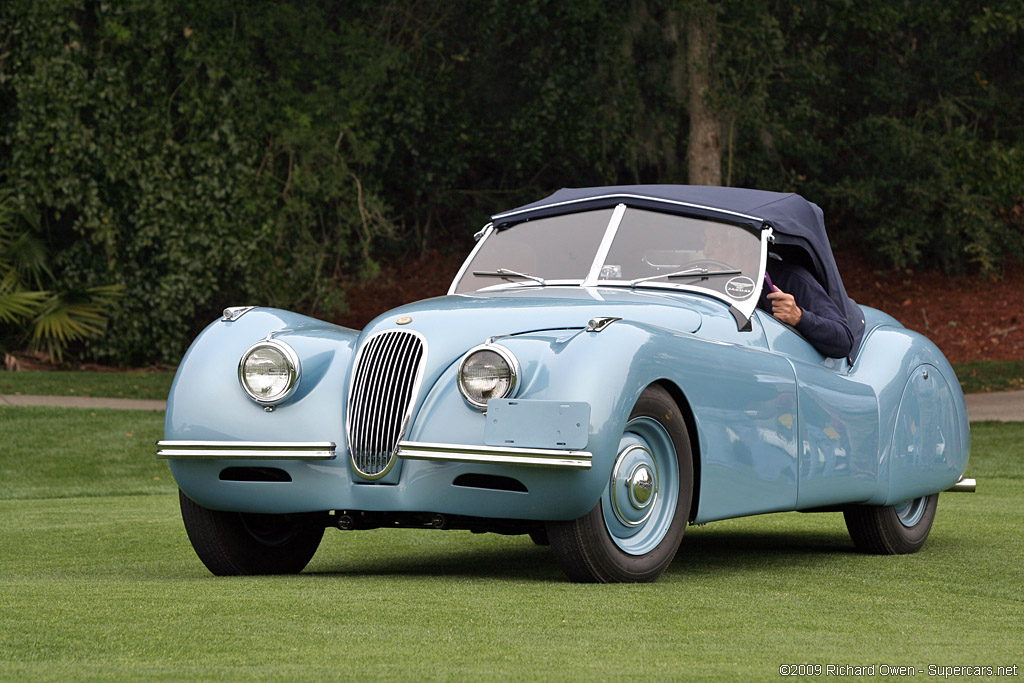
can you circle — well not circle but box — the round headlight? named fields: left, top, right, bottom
left=457, top=344, right=519, bottom=409
left=238, top=339, right=300, bottom=405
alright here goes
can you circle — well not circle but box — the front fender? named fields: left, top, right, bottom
left=164, top=308, right=359, bottom=508
left=404, top=323, right=670, bottom=519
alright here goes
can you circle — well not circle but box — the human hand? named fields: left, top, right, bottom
left=767, top=285, right=803, bottom=326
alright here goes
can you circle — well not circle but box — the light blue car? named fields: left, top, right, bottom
left=159, top=185, right=973, bottom=582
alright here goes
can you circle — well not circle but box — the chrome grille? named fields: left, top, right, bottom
left=347, top=330, right=426, bottom=478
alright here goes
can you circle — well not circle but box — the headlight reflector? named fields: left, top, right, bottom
left=238, top=339, right=300, bottom=404
left=458, top=344, right=519, bottom=409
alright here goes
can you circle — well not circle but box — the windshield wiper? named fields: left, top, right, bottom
left=629, top=266, right=740, bottom=287
left=472, top=268, right=547, bottom=285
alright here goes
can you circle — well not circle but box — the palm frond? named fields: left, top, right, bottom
left=0, top=288, right=48, bottom=324
left=6, top=230, right=52, bottom=288
left=27, top=285, right=125, bottom=360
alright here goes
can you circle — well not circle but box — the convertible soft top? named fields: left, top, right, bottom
left=493, top=185, right=866, bottom=359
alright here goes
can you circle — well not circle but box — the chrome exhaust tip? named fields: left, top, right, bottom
left=945, top=477, right=976, bottom=493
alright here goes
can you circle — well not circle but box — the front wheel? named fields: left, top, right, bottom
left=179, top=490, right=326, bottom=575
left=843, top=494, right=939, bottom=554
left=547, top=385, right=694, bottom=582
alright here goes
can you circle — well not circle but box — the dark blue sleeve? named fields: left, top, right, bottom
left=760, top=262, right=854, bottom=358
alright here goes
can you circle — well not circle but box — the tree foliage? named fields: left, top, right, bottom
left=0, top=0, right=1021, bottom=365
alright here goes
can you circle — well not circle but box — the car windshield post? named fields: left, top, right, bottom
left=582, top=203, right=627, bottom=285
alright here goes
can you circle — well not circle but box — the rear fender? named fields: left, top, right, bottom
left=851, top=326, right=970, bottom=504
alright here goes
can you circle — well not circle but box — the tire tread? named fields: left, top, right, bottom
left=179, top=490, right=325, bottom=575
left=547, top=384, right=693, bottom=583
left=843, top=494, right=938, bottom=555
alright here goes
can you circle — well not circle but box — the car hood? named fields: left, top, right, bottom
left=358, top=286, right=705, bottom=367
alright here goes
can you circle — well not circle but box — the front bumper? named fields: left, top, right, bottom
left=157, top=440, right=590, bottom=469
left=397, top=440, right=592, bottom=469
left=157, top=438, right=600, bottom=520
left=157, top=441, right=336, bottom=460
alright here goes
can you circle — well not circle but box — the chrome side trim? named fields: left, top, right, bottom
left=397, top=441, right=592, bottom=470
left=944, top=477, right=977, bottom=493
left=156, top=440, right=336, bottom=460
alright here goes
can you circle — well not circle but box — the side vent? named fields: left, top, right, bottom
left=219, top=467, right=292, bottom=482
left=453, top=473, right=528, bottom=493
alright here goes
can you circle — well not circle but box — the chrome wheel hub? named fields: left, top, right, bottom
left=628, top=464, right=655, bottom=508
left=610, top=444, right=660, bottom=527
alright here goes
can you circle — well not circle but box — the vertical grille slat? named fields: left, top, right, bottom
left=376, top=333, right=404, bottom=472
left=382, top=334, right=416, bottom=471
left=347, top=330, right=426, bottom=478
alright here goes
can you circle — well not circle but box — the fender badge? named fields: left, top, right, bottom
left=396, top=316, right=413, bottom=325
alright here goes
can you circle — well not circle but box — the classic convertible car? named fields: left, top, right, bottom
left=158, top=185, right=973, bottom=582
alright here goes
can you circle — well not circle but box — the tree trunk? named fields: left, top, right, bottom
left=686, top=10, right=721, bottom=186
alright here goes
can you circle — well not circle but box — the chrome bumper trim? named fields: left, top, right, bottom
left=944, top=477, right=976, bottom=493
left=397, top=441, right=592, bottom=470
left=156, top=440, right=336, bottom=460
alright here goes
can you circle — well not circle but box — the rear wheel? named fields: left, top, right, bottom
left=179, top=490, right=326, bottom=575
left=843, top=494, right=938, bottom=554
left=547, top=385, right=693, bottom=582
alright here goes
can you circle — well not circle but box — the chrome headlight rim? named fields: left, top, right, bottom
left=457, top=343, right=520, bottom=410
left=237, top=338, right=301, bottom=406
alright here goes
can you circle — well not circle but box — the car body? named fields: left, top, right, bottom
left=159, top=185, right=972, bottom=582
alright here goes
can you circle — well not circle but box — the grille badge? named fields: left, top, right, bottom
left=396, top=316, right=412, bottom=325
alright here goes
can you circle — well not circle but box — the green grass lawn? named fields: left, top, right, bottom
left=1, top=406, right=1020, bottom=680
left=0, top=370, right=174, bottom=401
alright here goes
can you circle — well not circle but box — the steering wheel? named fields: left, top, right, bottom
left=679, top=259, right=735, bottom=272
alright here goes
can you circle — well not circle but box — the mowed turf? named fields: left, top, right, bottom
left=1, top=407, right=1021, bottom=681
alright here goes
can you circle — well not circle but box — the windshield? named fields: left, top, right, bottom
left=452, top=208, right=614, bottom=293
left=599, top=208, right=762, bottom=300
left=451, top=205, right=767, bottom=315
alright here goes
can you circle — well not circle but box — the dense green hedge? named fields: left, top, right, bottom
left=1, top=1, right=392, bottom=363
left=1, top=0, right=1021, bottom=365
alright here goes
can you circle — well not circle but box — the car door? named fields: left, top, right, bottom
left=758, top=312, right=880, bottom=508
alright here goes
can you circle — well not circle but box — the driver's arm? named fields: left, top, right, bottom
left=761, top=266, right=854, bottom=359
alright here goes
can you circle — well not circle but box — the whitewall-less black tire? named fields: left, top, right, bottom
left=843, top=494, right=939, bottom=554
left=179, top=490, right=326, bottom=575
left=546, top=385, right=693, bottom=583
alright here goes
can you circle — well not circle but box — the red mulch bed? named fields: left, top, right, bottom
left=836, top=251, right=1023, bottom=364
left=335, top=249, right=1023, bottom=365
left=332, top=250, right=468, bottom=331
